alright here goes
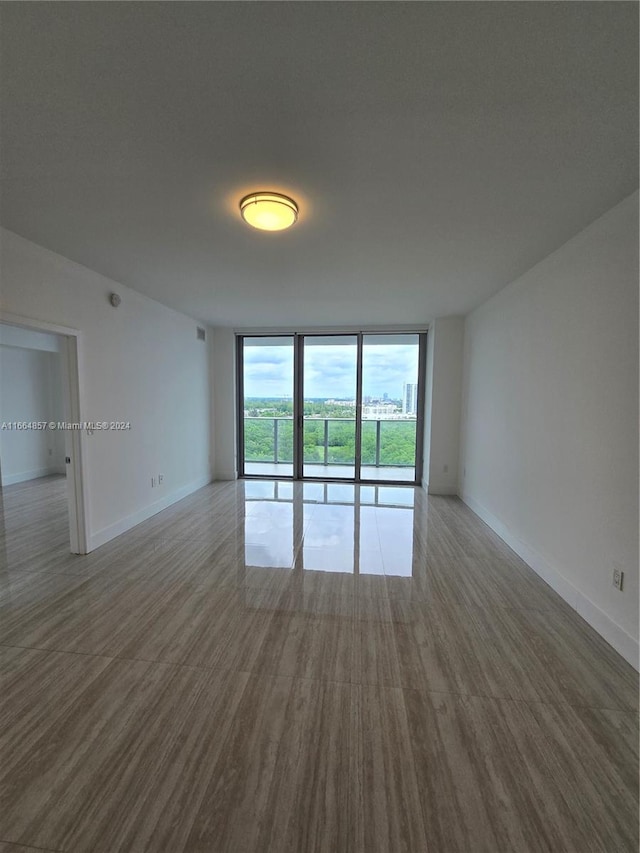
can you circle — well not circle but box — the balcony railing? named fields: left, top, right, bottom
left=243, top=417, right=416, bottom=468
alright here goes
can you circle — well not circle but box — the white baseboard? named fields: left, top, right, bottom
left=427, top=483, right=459, bottom=496
left=214, top=467, right=238, bottom=481
left=89, top=475, right=212, bottom=551
left=1, top=466, right=61, bottom=486
left=461, top=491, right=639, bottom=671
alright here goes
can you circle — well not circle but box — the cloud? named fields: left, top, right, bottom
left=243, top=341, right=419, bottom=399
left=244, top=345, right=294, bottom=396
left=244, top=347, right=291, bottom=367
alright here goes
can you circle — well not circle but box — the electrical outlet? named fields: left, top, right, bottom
left=151, top=477, right=156, bottom=488
left=613, top=568, right=624, bottom=591
left=158, top=474, right=164, bottom=485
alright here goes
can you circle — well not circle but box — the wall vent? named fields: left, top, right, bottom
left=196, top=327, right=206, bottom=341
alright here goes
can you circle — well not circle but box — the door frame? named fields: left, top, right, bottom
left=0, top=311, right=90, bottom=554
left=236, top=329, right=427, bottom=486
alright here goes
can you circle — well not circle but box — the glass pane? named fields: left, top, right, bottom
left=360, top=334, right=419, bottom=482
left=242, top=336, right=294, bottom=477
left=302, top=335, right=358, bottom=479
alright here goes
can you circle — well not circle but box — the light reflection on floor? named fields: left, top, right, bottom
left=243, top=479, right=416, bottom=576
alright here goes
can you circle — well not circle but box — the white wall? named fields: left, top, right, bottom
left=459, top=192, right=639, bottom=667
left=48, top=349, right=66, bottom=466
left=211, top=327, right=238, bottom=481
left=0, top=344, right=65, bottom=484
left=422, top=328, right=435, bottom=489
left=422, top=316, right=464, bottom=495
left=0, top=228, right=213, bottom=549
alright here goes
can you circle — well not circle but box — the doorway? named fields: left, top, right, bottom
left=237, top=331, right=426, bottom=484
left=0, top=315, right=89, bottom=554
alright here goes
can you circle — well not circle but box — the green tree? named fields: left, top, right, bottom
left=243, top=400, right=417, bottom=468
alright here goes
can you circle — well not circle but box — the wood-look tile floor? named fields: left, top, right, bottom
left=0, top=476, right=637, bottom=852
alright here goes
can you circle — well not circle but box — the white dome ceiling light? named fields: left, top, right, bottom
left=239, top=192, right=298, bottom=231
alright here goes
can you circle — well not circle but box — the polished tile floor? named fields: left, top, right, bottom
left=0, top=475, right=637, bottom=852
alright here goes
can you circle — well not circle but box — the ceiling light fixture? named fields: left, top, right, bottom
left=239, top=192, right=298, bottom=231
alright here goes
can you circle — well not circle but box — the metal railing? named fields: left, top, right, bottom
left=243, top=417, right=416, bottom=468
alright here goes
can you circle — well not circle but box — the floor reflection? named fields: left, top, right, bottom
left=242, top=479, right=416, bottom=577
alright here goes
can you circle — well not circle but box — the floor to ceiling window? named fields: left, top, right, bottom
left=361, top=333, right=421, bottom=482
left=237, top=331, right=426, bottom=484
left=240, top=336, right=295, bottom=477
left=302, top=335, right=358, bottom=480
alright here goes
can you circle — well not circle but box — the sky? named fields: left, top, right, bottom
left=243, top=339, right=419, bottom=399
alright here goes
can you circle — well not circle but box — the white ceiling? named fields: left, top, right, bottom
left=1, top=3, right=637, bottom=328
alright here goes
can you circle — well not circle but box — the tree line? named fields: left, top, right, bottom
left=243, top=414, right=416, bottom=466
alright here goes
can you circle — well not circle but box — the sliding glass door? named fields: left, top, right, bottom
left=239, top=336, right=294, bottom=477
left=302, top=335, right=358, bottom=480
left=237, top=331, right=425, bottom=484
left=361, top=334, right=420, bottom=483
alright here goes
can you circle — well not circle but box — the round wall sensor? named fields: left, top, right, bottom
left=109, top=293, right=121, bottom=307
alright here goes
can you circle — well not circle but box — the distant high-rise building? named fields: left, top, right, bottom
left=402, top=382, right=418, bottom=415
